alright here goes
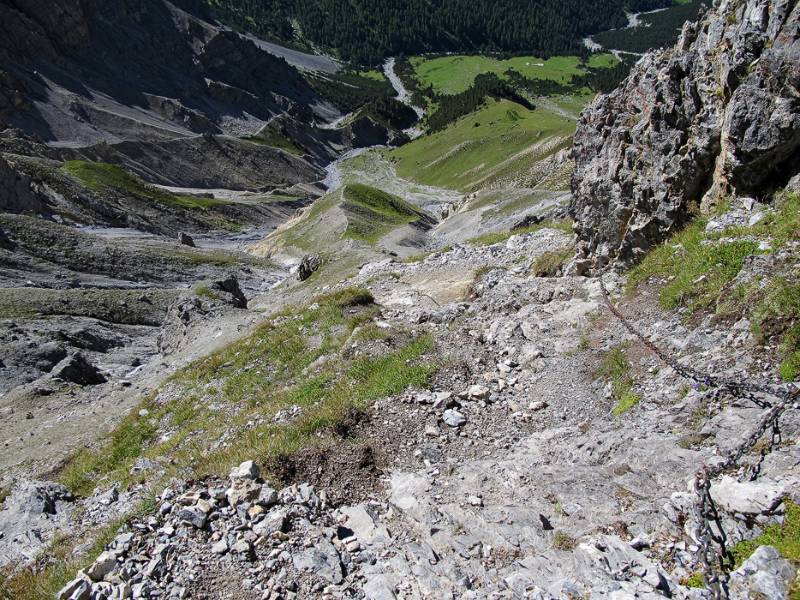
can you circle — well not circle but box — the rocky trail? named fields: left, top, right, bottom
left=24, top=208, right=799, bottom=599
left=2, top=0, right=799, bottom=598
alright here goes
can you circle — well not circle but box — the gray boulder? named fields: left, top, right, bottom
left=51, top=352, right=106, bottom=385
left=292, top=537, right=344, bottom=584
left=0, top=480, right=74, bottom=568
left=297, top=254, right=322, bottom=281
left=729, top=545, right=796, bottom=600
left=178, top=232, right=195, bottom=247
left=202, top=276, right=247, bottom=309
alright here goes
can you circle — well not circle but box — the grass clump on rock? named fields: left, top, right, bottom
left=751, top=277, right=800, bottom=382
left=596, top=345, right=640, bottom=416
left=552, top=530, right=578, bottom=551
left=531, top=247, right=573, bottom=277
left=626, top=218, right=759, bottom=313
left=731, top=499, right=800, bottom=597
left=628, top=192, right=799, bottom=316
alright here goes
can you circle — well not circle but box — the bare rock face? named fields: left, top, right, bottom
left=570, top=0, right=800, bottom=268
left=0, top=155, right=47, bottom=214
left=51, top=352, right=107, bottom=385
left=0, top=480, right=75, bottom=567
left=297, top=254, right=323, bottom=281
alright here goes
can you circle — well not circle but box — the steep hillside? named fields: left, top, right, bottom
left=0, top=0, right=328, bottom=145
left=0, top=0, right=413, bottom=191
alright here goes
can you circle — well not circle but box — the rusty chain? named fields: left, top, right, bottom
left=598, top=275, right=799, bottom=598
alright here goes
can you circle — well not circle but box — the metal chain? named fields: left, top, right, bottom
left=598, top=274, right=799, bottom=598
left=598, top=277, right=782, bottom=407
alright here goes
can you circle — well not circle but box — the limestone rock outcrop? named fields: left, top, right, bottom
left=570, top=0, right=800, bottom=267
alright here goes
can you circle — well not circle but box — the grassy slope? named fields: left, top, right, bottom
left=6, top=289, right=436, bottom=599
left=628, top=192, right=800, bottom=381
left=262, top=183, right=431, bottom=256
left=410, top=54, right=618, bottom=95
left=390, top=99, right=575, bottom=192
left=64, top=161, right=231, bottom=210
left=342, top=183, right=431, bottom=244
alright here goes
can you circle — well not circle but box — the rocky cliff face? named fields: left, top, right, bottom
left=570, top=0, right=800, bottom=267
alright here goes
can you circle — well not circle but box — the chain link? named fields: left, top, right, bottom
left=598, top=275, right=799, bottom=598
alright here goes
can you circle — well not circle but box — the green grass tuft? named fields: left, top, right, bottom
left=194, top=285, right=219, bottom=300
left=531, top=247, right=573, bottom=277
left=731, top=499, right=800, bottom=598
left=751, top=277, right=800, bottom=382
left=596, top=345, right=641, bottom=416
left=681, top=572, right=706, bottom=588
left=59, top=397, right=159, bottom=497
left=552, top=530, right=578, bottom=551
left=627, top=218, right=759, bottom=313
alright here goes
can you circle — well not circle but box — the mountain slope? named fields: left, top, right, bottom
left=0, top=0, right=332, bottom=146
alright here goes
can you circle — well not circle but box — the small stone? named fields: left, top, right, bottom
left=232, top=539, right=253, bottom=558
left=529, top=400, right=548, bottom=411
left=467, top=495, right=483, bottom=507
left=442, top=409, right=467, bottom=428
left=211, top=540, right=229, bottom=555
left=86, top=551, right=117, bottom=582
left=257, top=485, right=279, bottom=508
left=58, top=577, right=91, bottom=600
left=98, top=487, right=119, bottom=506
left=467, top=385, right=490, bottom=400
left=178, top=506, right=207, bottom=529
left=227, top=480, right=262, bottom=506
